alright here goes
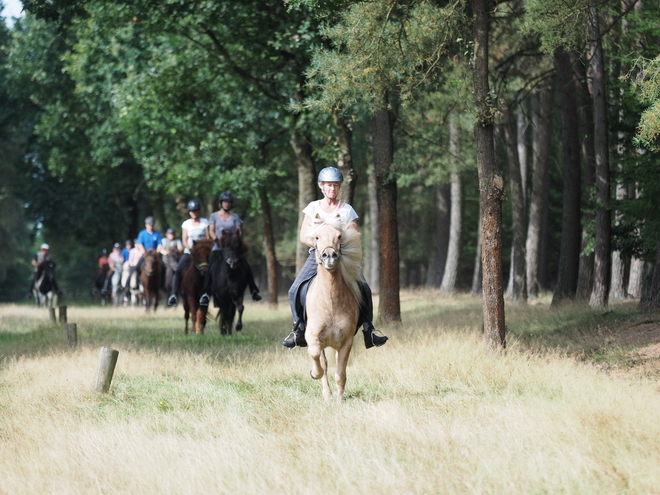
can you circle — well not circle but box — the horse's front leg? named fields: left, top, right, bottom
left=234, top=297, right=244, bottom=331
left=308, top=343, right=332, bottom=402
left=335, top=341, right=353, bottom=403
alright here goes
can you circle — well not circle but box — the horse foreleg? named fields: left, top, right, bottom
left=308, top=344, right=332, bottom=402
left=197, top=307, right=207, bottom=334
left=335, top=342, right=353, bottom=403
left=234, top=298, right=244, bottom=331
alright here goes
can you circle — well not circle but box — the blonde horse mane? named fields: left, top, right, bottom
left=307, top=213, right=363, bottom=306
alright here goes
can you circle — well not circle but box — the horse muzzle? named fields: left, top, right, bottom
left=319, top=247, right=341, bottom=271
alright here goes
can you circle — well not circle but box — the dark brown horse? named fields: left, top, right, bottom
left=140, top=249, right=162, bottom=312
left=211, top=228, right=250, bottom=335
left=181, top=239, right=212, bottom=334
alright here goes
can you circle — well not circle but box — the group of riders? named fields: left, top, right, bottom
left=45, top=168, right=388, bottom=350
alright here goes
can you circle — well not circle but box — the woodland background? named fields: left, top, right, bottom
left=2, top=0, right=660, bottom=326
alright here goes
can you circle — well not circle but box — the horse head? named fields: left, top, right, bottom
left=142, top=249, right=159, bottom=276
left=219, top=228, right=246, bottom=270
left=191, top=239, right=213, bottom=274
left=313, top=224, right=343, bottom=272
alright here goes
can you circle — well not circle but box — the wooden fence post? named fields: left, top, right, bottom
left=59, top=305, right=67, bottom=324
left=66, top=323, right=77, bottom=350
left=94, top=347, right=119, bottom=393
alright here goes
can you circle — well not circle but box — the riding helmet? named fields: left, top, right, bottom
left=40, top=243, right=50, bottom=250
left=317, top=167, right=344, bottom=183
left=144, top=216, right=155, bottom=225
left=113, top=242, right=122, bottom=249
left=102, top=248, right=108, bottom=255
left=218, top=191, right=234, bottom=203
left=166, top=228, right=175, bottom=235
left=186, top=199, right=201, bottom=211
left=125, top=239, right=133, bottom=246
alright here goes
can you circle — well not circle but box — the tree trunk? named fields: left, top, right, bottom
left=575, top=60, right=596, bottom=300
left=639, top=241, right=660, bottom=310
left=588, top=7, right=611, bottom=309
left=472, top=214, right=483, bottom=294
left=373, top=99, right=401, bottom=323
left=259, top=188, right=278, bottom=308
left=426, top=184, right=450, bottom=288
left=609, top=182, right=627, bottom=301
left=628, top=257, right=644, bottom=299
left=504, top=105, right=527, bottom=302
left=552, top=46, right=582, bottom=305
left=526, top=84, right=553, bottom=298
left=334, top=110, right=357, bottom=205
left=367, top=172, right=380, bottom=291
left=290, top=129, right=317, bottom=272
left=440, top=172, right=463, bottom=293
left=472, top=0, right=505, bottom=351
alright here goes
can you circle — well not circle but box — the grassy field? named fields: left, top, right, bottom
left=1, top=293, right=659, bottom=494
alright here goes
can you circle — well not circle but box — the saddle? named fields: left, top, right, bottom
left=294, top=275, right=367, bottom=334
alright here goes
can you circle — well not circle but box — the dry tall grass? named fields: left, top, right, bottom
left=1, top=295, right=659, bottom=494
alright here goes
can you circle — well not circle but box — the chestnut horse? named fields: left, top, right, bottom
left=140, top=249, right=162, bottom=312
left=181, top=239, right=212, bottom=334
left=304, top=215, right=362, bottom=402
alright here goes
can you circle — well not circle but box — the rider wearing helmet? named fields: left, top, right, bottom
left=198, top=192, right=262, bottom=306
left=281, top=166, right=388, bottom=350
left=162, top=227, right=183, bottom=296
left=167, top=199, right=210, bottom=307
left=128, top=216, right=164, bottom=290
left=28, top=243, right=61, bottom=297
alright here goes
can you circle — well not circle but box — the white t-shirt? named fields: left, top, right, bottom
left=181, top=217, right=210, bottom=253
left=302, top=200, right=358, bottom=228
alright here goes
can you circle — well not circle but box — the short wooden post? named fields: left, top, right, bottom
left=59, top=305, right=67, bottom=324
left=94, top=347, right=119, bottom=393
left=66, top=323, right=77, bottom=350
left=49, top=307, right=56, bottom=323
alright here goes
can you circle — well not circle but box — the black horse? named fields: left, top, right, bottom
left=33, top=260, right=59, bottom=307
left=211, top=229, right=251, bottom=335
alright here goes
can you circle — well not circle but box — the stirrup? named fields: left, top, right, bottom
left=364, top=327, right=388, bottom=349
left=167, top=295, right=178, bottom=307
left=199, top=293, right=210, bottom=307
left=281, top=331, right=298, bottom=349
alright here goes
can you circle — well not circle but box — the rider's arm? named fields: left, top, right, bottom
left=299, top=214, right=315, bottom=248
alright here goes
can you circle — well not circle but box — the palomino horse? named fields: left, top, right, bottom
left=181, top=239, right=212, bottom=334
left=211, top=228, right=250, bottom=335
left=33, top=260, right=59, bottom=308
left=140, top=249, right=162, bottom=312
left=305, top=215, right=363, bottom=402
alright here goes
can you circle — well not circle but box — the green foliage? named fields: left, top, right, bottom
left=305, top=0, right=469, bottom=112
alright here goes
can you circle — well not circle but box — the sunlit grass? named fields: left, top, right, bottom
left=1, top=294, right=659, bottom=493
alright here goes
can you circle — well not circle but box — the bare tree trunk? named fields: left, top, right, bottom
left=628, top=258, right=644, bottom=299
left=441, top=173, right=463, bottom=293
left=374, top=98, right=401, bottom=323
left=504, top=105, right=528, bottom=302
left=426, top=184, right=450, bottom=288
left=640, top=241, right=660, bottom=311
left=334, top=110, right=357, bottom=205
left=552, top=47, right=582, bottom=305
left=259, top=188, right=278, bottom=308
left=291, top=130, right=317, bottom=272
left=440, top=119, right=463, bottom=293
left=517, top=103, right=529, bottom=201
left=588, top=7, right=612, bottom=309
left=472, top=0, right=505, bottom=351
left=609, top=182, right=627, bottom=301
left=472, top=214, right=483, bottom=294
left=367, top=173, right=380, bottom=292
left=575, top=61, right=596, bottom=300
left=526, top=84, right=553, bottom=298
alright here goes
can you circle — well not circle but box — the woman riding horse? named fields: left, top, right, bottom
left=282, top=167, right=388, bottom=350
left=198, top=191, right=261, bottom=307
left=167, top=199, right=210, bottom=307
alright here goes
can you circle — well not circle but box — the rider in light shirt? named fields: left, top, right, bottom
left=167, top=200, right=210, bottom=307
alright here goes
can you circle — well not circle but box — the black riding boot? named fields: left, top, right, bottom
left=362, top=323, right=388, bottom=349
left=282, top=321, right=307, bottom=349
left=167, top=273, right=179, bottom=306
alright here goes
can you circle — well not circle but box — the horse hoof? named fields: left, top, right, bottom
left=236, top=324, right=242, bottom=331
